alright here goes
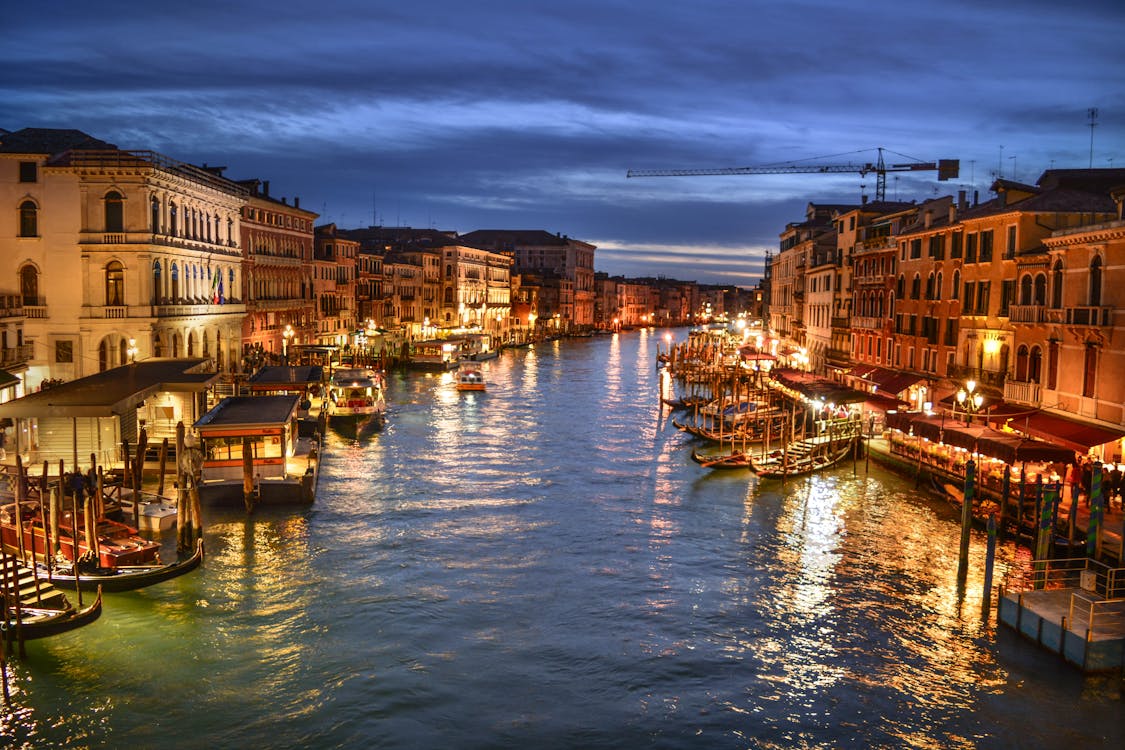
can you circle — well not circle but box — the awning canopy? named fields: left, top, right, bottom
left=886, top=411, right=1075, bottom=464
left=0, top=369, right=18, bottom=390
left=862, top=367, right=923, bottom=396
left=770, top=368, right=870, bottom=404
left=1007, top=411, right=1125, bottom=453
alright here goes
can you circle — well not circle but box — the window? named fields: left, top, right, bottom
left=1051, top=260, right=1064, bottom=308
left=1006, top=226, right=1017, bottom=258
left=976, top=281, right=990, bottom=315
left=151, top=196, right=161, bottom=233
left=19, top=200, right=37, bottom=237
left=950, top=232, right=963, bottom=259
left=105, top=261, right=125, bottom=306
left=19, top=161, right=37, bottom=182
left=1089, top=255, right=1103, bottom=306
left=1083, top=344, right=1097, bottom=397
left=170, top=202, right=178, bottom=235
left=1033, top=274, right=1046, bottom=306
left=1000, top=279, right=1014, bottom=317
left=1029, top=346, right=1042, bottom=384
left=951, top=270, right=960, bottom=300
left=925, top=273, right=935, bottom=300
left=965, top=233, right=978, bottom=263
left=56, top=340, right=73, bottom=363
left=929, top=235, right=945, bottom=260
left=105, top=191, right=124, bottom=232
left=1016, top=345, right=1029, bottom=381
left=910, top=238, right=922, bottom=259
left=20, top=264, right=39, bottom=306
left=1019, top=274, right=1032, bottom=305
left=945, top=319, right=957, bottom=347
left=962, top=281, right=975, bottom=314
left=979, top=230, right=993, bottom=262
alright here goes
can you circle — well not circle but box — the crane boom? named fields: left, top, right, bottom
left=626, top=148, right=959, bottom=202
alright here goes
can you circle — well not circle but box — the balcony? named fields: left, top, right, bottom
left=0, top=295, right=23, bottom=319
left=24, top=305, right=48, bottom=319
left=948, top=363, right=1006, bottom=389
left=0, top=344, right=34, bottom=367
left=152, top=302, right=246, bottom=318
left=80, top=231, right=241, bottom=256
left=852, top=316, right=884, bottom=330
left=1008, top=304, right=1047, bottom=324
left=1065, top=306, right=1112, bottom=327
left=1004, top=379, right=1041, bottom=406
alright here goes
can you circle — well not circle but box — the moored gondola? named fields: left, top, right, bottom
left=42, top=537, right=204, bottom=593
left=3, top=587, right=103, bottom=640
left=690, top=449, right=752, bottom=469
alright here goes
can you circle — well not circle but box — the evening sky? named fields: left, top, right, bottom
left=3, top=1, right=1124, bottom=285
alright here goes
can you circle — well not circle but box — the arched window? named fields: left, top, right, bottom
left=896, top=275, right=905, bottom=298
left=951, top=270, right=960, bottom=300
left=171, top=263, right=180, bottom=301
left=1033, top=274, right=1047, bottom=306
left=1083, top=344, right=1097, bottom=397
left=19, top=200, right=38, bottom=237
left=936, top=272, right=943, bottom=299
left=1015, top=344, right=1029, bottom=381
left=170, top=202, right=178, bottom=235
left=925, top=272, right=935, bottom=300
left=105, top=191, right=124, bottom=232
left=153, top=333, right=164, bottom=358
left=20, top=264, right=39, bottom=306
left=1051, top=260, right=1064, bottom=309
left=1028, top=345, right=1042, bottom=384
left=152, top=260, right=162, bottom=304
left=187, top=331, right=195, bottom=357
left=1019, top=274, right=1032, bottom=305
left=1089, top=256, right=1103, bottom=306
left=151, top=196, right=161, bottom=233
left=105, top=260, right=125, bottom=306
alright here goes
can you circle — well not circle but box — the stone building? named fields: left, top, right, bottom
left=1, top=128, right=246, bottom=386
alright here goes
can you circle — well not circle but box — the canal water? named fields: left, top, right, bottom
left=4, top=329, right=1122, bottom=749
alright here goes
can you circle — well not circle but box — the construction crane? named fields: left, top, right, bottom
left=626, top=147, right=959, bottom=202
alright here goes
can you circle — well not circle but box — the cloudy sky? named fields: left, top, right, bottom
left=4, top=1, right=1124, bottom=285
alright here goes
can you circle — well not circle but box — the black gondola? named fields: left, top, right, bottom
left=41, top=538, right=204, bottom=593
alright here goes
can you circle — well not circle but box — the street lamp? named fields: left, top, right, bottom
left=127, top=337, right=138, bottom=365
left=283, top=324, right=295, bottom=364
left=956, top=379, right=985, bottom=424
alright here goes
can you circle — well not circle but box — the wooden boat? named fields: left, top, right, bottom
left=690, top=449, right=751, bottom=469
left=662, top=395, right=710, bottom=410
left=749, top=438, right=855, bottom=479
left=326, top=367, right=387, bottom=438
left=455, top=361, right=486, bottom=392
left=42, top=538, right=204, bottom=593
left=116, top=489, right=178, bottom=533
left=1, top=584, right=103, bottom=641
left=1, top=500, right=161, bottom=570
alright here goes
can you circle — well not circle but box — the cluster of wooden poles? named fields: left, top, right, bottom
left=120, top=422, right=203, bottom=554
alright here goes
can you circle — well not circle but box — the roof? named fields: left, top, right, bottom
left=0, top=127, right=117, bottom=155
left=195, top=395, right=299, bottom=430
left=0, top=369, right=18, bottom=390
left=460, top=229, right=580, bottom=248
left=246, top=366, right=324, bottom=390
left=0, top=359, right=216, bottom=418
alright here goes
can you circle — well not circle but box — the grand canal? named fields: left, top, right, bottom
left=4, top=329, right=1122, bottom=748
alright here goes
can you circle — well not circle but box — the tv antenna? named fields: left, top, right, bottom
left=1088, top=107, right=1099, bottom=168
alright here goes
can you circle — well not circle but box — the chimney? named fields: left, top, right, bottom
left=294, top=196, right=300, bottom=208
left=282, top=197, right=287, bottom=205
left=263, top=180, right=270, bottom=197
left=958, top=190, right=967, bottom=211
left=948, top=204, right=956, bottom=224
left=924, top=210, right=933, bottom=228
left=973, top=190, right=979, bottom=206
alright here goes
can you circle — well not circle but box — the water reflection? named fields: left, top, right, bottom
left=4, top=330, right=1121, bottom=749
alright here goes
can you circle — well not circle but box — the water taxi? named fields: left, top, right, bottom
left=325, top=368, right=387, bottom=439
left=456, top=361, right=486, bottom=391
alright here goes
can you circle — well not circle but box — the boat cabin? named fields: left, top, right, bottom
left=195, top=395, right=299, bottom=482
left=410, top=339, right=460, bottom=370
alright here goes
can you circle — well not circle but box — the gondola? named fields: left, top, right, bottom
left=41, top=537, right=204, bottom=593
left=3, top=587, right=103, bottom=640
left=749, top=441, right=854, bottom=479
left=662, top=395, right=710, bottom=410
left=690, top=449, right=752, bottom=469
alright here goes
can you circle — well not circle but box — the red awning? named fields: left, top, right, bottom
left=863, top=367, right=922, bottom=396
left=1009, top=411, right=1125, bottom=453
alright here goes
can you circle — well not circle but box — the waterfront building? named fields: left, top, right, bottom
left=772, top=203, right=849, bottom=363
left=312, top=224, right=358, bottom=350
left=440, top=240, right=512, bottom=338
left=237, top=179, right=318, bottom=368
left=0, top=293, right=30, bottom=402
left=460, top=229, right=595, bottom=330
left=509, top=273, right=539, bottom=342
left=1, top=128, right=246, bottom=387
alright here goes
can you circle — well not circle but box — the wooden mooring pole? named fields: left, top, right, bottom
left=957, top=459, right=976, bottom=585
left=982, top=514, right=997, bottom=621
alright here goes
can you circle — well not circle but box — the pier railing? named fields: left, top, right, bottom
left=1003, top=556, right=1125, bottom=634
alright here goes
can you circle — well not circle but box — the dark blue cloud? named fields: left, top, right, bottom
left=4, top=0, right=1124, bottom=285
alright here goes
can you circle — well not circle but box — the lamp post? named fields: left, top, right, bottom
left=283, top=324, right=295, bottom=365
left=956, top=379, right=985, bottom=425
